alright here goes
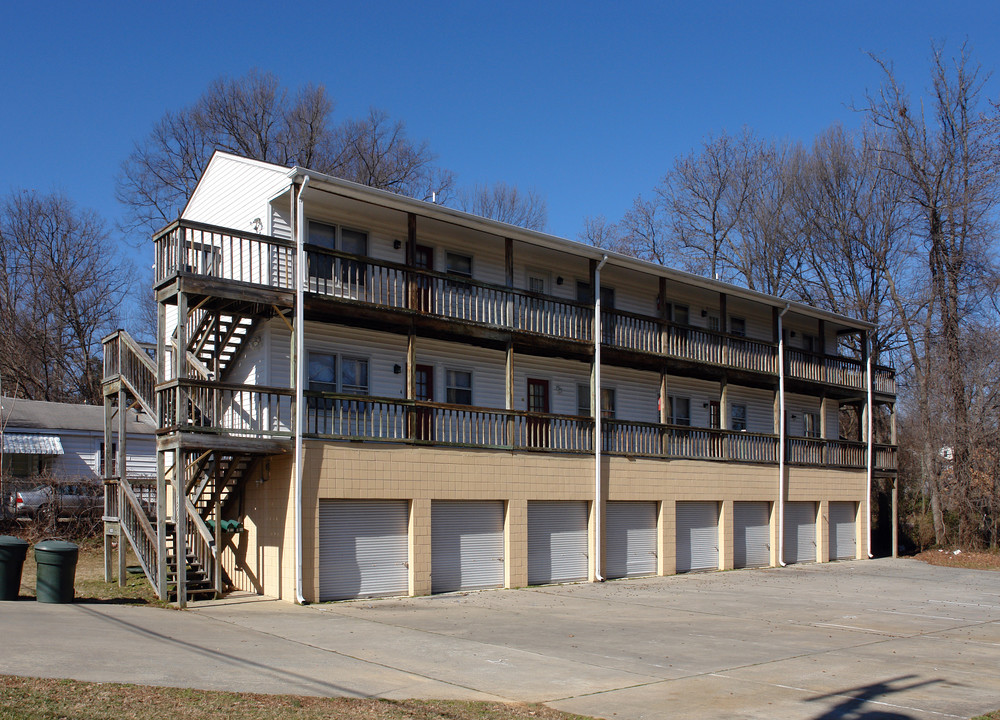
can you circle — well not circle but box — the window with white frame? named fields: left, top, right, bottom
left=731, top=404, right=747, bottom=431
left=668, top=396, right=690, bottom=426
left=804, top=411, right=821, bottom=438
left=730, top=317, right=746, bottom=337
left=446, top=252, right=472, bottom=278
left=673, top=304, right=689, bottom=325
left=446, top=369, right=473, bottom=405
left=308, top=352, right=337, bottom=392
left=306, top=221, right=368, bottom=289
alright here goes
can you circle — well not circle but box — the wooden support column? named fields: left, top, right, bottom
left=103, top=392, right=114, bottom=584
left=155, top=300, right=168, bottom=601
left=406, top=213, right=417, bottom=266
left=719, top=292, right=728, bottom=366
left=117, top=388, right=127, bottom=587
left=817, top=319, right=826, bottom=355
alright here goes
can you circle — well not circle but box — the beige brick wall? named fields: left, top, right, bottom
left=223, top=442, right=870, bottom=602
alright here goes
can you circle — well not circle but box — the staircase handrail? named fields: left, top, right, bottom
left=118, top=477, right=159, bottom=591
left=113, top=330, right=157, bottom=417
left=184, top=496, right=221, bottom=595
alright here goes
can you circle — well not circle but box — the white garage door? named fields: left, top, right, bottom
left=528, top=501, right=588, bottom=585
left=676, top=501, right=719, bottom=573
left=432, top=501, right=504, bottom=593
left=784, top=501, right=817, bottom=564
left=319, top=500, right=409, bottom=601
left=734, top=501, right=770, bottom=568
left=829, top=501, right=857, bottom=560
left=606, top=501, right=657, bottom=579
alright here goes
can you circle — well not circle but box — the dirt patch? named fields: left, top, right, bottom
left=0, top=676, right=589, bottom=720
left=914, top=548, right=1000, bottom=571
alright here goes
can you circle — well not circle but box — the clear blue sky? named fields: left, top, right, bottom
left=2, top=1, right=999, bottom=243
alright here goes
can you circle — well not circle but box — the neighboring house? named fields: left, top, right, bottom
left=102, top=151, right=898, bottom=606
left=1, top=397, right=155, bottom=482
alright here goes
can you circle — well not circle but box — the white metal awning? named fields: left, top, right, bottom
left=1, top=433, right=64, bottom=455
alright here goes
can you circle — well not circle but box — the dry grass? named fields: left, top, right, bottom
left=914, top=548, right=1000, bottom=571
left=14, top=537, right=164, bottom=606
left=0, top=676, right=588, bottom=720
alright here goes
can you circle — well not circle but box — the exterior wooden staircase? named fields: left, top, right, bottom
left=102, top=323, right=286, bottom=606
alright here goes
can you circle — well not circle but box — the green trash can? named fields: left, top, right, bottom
left=34, top=540, right=79, bottom=603
left=0, top=536, right=29, bottom=601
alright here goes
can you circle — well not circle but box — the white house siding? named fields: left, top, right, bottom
left=269, top=319, right=292, bottom=389
left=785, top=393, right=822, bottom=438
left=514, top=243, right=590, bottom=301
left=515, top=355, right=591, bottom=416
left=826, top=401, right=841, bottom=440
left=418, top=338, right=506, bottom=408
left=305, top=323, right=409, bottom=400
left=418, top=216, right=506, bottom=287
left=269, top=199, right=292, bottom=241
left=49, top=430, right=155, bottom=480
left=665, top=376, right=720, bottom=428
left=726, top=385, right=775, bottom=433
left=602, top=366, right=660, bottom=423
left=183, top=155, right=289, bottom=232
left=600, top=264, right=658, bottom=318
left=726, top=297, right=774, bottom=342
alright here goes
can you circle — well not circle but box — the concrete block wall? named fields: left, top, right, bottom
left=226, top=442, right=870, bottom=602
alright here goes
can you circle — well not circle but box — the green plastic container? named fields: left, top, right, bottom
left=34, top=540, right=79, bottom=603
left=0, top=536, right=29, bottom=601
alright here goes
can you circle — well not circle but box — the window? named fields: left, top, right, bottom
left=576, top=282, right=615, bottom=308
left=577, top=385, right=615, bottom=418
left=802, top=333, right=818, bottom=353
left=804, top=412, right=821, bottom=438
left=446, top=369, right=472, bottom=405
left=446, top=252, right=472, bottom=278
left=707, top=314, right=720, bottom=332
left=730, top=317, right=746, bottom=337
left=668, top=396, right=690, bottom=426
left=340, top=357, right=369, bottom=396
left=673, top=304, right=689, bottom=325
left=306, top=221, right=368, bottom=288
left=2, top=454, right=47, bottom=477
left=527, top=269, right=547, bottom=294
left=731, top=404, right=747, bottom=432
left=308, top=352, right=337, bottom=392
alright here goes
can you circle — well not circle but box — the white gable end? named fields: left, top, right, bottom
left=182, top=152, right=290, bottom=232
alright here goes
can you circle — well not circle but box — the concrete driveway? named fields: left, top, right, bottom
left=2, top=558, right=998, bottom=719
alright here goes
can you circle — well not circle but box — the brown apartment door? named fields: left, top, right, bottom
left=414, top=364, right=434, bottom=441
left=412, top=244, right=433, bottom=313
left=527, top=378, right=550, bottom=448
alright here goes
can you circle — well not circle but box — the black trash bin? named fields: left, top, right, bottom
left=34, top=540, right=79, bottom=603
left=0, top=536, right=29, bottom=601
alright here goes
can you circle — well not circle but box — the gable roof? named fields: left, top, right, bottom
left=0, top=397, right=155, bottom=435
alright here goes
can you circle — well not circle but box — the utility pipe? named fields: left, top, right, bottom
left=294, top=175, right=310, bottom=605
left=866, top=334, right=874, bottom=558
left=593, top=254, right=609, bottom=582
left=777, top=304, right=790, bottom=567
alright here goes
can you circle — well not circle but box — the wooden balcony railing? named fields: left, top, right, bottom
left=303, top=393, right=593, bottom=453
left=157, top=379, right=294, bottom=438
left=873, top=365, right=897, bottom=395
left=786, top=437, right=867, bottom=468
left=154, top=220, right=296, bottom=289
left=102, top=329, right=157, bottom=415
left=875, top=443, right=898, bottom=471
left=604, top=420, right=779, bottom=463
left=151, top=221, right=895, bottom=397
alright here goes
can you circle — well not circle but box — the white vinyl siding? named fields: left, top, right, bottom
left=318, top=500, right=409, bottom=600
left=784, top=502, right=817, bottom=564
left=420, top=339, right=505, bottom=409
left=527, top=501, right=589, bottom=585
left=676, top=501, right=719, bottom=572
left=829, top=502, right=857, bottom=560
left=734, top=502, right=771, bottom=568
left=183, top=154, right=289, bottom=231
left=431, top=501, right=504, bottom=593
left=726, top=385, right=775, bottom=433
left=606, top=501, right=657, bottom=578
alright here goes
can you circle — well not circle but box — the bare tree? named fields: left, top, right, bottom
left=861, top=42, right=1000, bottom=544
left=578, top=215, right=621, bottom=250
left=456, top=182, right=547, bottom=230
left=655, top=129, right=757, bottom=280
left=0, top=190, right=131, bottom=404
left=117, top=71, right=453, bottom=236
left=616, top=195, right=669, bottom=264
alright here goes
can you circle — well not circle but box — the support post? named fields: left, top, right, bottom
left=117, top=388, right=127, bottom=587
left=156, top=300, right=168, bottom=601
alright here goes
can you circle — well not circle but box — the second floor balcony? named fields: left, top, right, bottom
left=150, top=377, right=899, bottom=472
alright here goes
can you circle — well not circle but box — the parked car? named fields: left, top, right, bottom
left=9, top=482, right=103, bottom=518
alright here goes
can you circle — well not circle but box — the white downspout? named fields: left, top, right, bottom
left=866, top=334, right=874, bottom=558
left=777, top=304, right=790, bottom=567
left=294, top=175, right=310, bottom=604
left=593, top=255, right=609, bottom=582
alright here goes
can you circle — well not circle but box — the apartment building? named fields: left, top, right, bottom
left=101, top=152, right=897, bottom=605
